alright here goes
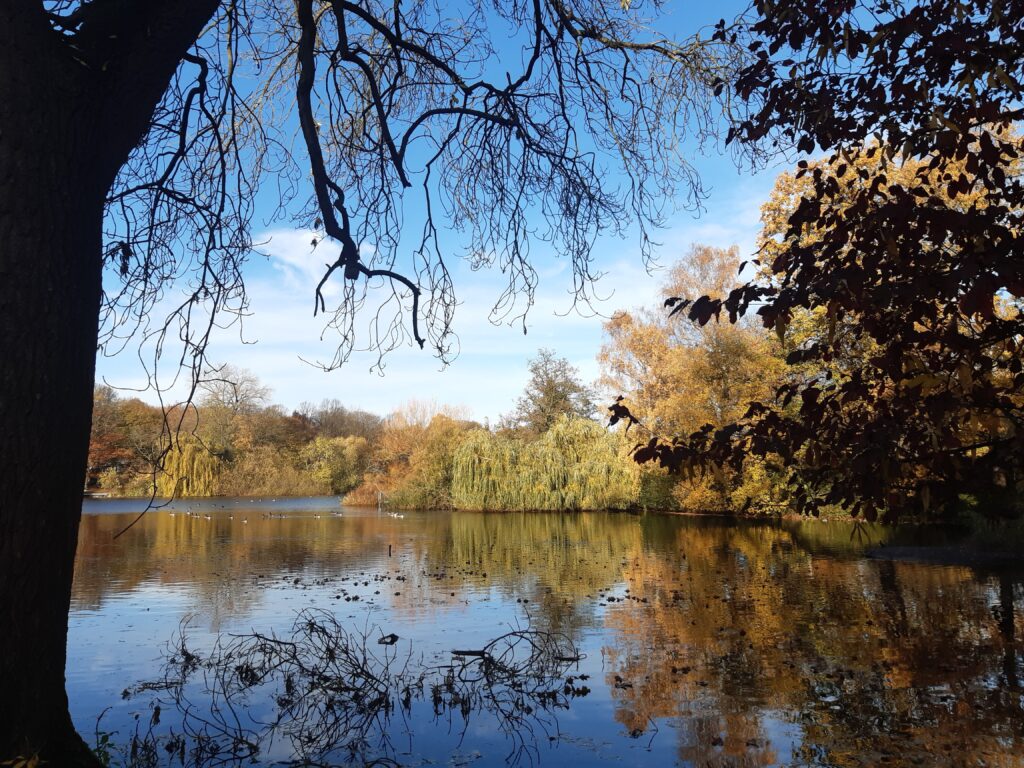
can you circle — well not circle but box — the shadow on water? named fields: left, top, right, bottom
left=72, top=501, right=1024, bottom=767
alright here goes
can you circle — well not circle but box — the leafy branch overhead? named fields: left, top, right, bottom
left=623, top=0, right=1024, bottom=522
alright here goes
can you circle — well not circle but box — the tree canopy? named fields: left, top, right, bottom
left=622, top=0, right=1024, bottom=522
left=504, top=348, right=597, bottom=435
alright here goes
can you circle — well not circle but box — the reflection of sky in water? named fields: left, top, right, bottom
left=70, top=500, right=1024, bottom=767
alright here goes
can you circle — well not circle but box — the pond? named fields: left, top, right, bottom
left=71, top=498, right=1024, bottom=767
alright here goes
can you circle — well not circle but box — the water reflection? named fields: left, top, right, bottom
left=71, top=501, right=1024, bottom=766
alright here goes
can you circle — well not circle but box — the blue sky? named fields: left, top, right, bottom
left=96, top=1, right=783, bottom=423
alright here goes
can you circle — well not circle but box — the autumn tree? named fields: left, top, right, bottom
left=0, top=1, right=740, bottom=760
left=345, top=401, right=474, bottom=507
left=626, top=0, right=1024, bottom=522
left=504, top=349, right=597, bottom=435
left=601, top=245, right=783, bottom=436
left=301, top=435, right=370, bottom=494
left=386, top=414, right=476, bottom=509
left=193, top=365, right=271, bottom=454
left=87, top=388, right=171, bottom=493
left=86, top=387, right=135, bottom=487
left=601, top=245, right=784, bottom=509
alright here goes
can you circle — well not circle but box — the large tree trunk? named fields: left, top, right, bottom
left=0, top=19, right=106, bottom=765
left=0, top=105, right=106, bottom=768
left=0, top=3, right=216, bottom=764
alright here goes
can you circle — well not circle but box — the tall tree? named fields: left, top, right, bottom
left=601, top=245, right=784, bottom=509
left=0, top=2, right=737, bottom=761
left=196, top=365, right=272, bottom=453
left=600, top=245, right=783, bottom=437
left=505, top=348, right=597, bottom=435
left=197, top=364, right=271, bottom=415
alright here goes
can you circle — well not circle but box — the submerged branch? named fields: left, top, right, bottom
left=120, top=608, right=586, bottom=766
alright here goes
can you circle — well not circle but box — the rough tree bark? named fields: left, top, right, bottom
left=0, top=3, right=217, bottom=763
left=0, top=43, right=106, bottom=768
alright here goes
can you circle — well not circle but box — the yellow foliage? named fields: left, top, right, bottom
left=600, top=244, right=787, bottom=511
left=156, top=437, right=220, bottom=498
left=217, top=445, right=322, bottom=497
left=601, top=244, right=784, bottom=438
left=299, top=435, right=369, bottom=494
left=347, top=404, right=475, bottom=508
left=452, top=416, right=639, bottom=511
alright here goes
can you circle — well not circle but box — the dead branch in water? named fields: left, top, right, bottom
left=118, top=608, right=586, bottom=767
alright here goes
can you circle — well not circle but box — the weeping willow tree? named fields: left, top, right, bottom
left=451, top=430, right=523, bottom=510
left=452, top=416, right=637, bottom=511
left=156, top=437, right=220, bottom=498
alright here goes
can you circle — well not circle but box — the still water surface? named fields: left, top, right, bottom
left=71, top=498, right=1024, bottom=766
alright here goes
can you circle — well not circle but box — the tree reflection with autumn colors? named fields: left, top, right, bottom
left=72, top=504, right=1022, bottom=766
left=600, top=520, right=1022, bottom=767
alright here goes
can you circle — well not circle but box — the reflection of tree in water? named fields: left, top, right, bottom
left=601, top=520, right=1024, bottom=766
left=73, top=511, right=453, bottom=626
left=75, top=509, right=1024, bottom=765
left=436, top=512, right=645, bottom=635
left=74, top=510, right=643, bottom=638
left=121, top=609, right=586, bottom=767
